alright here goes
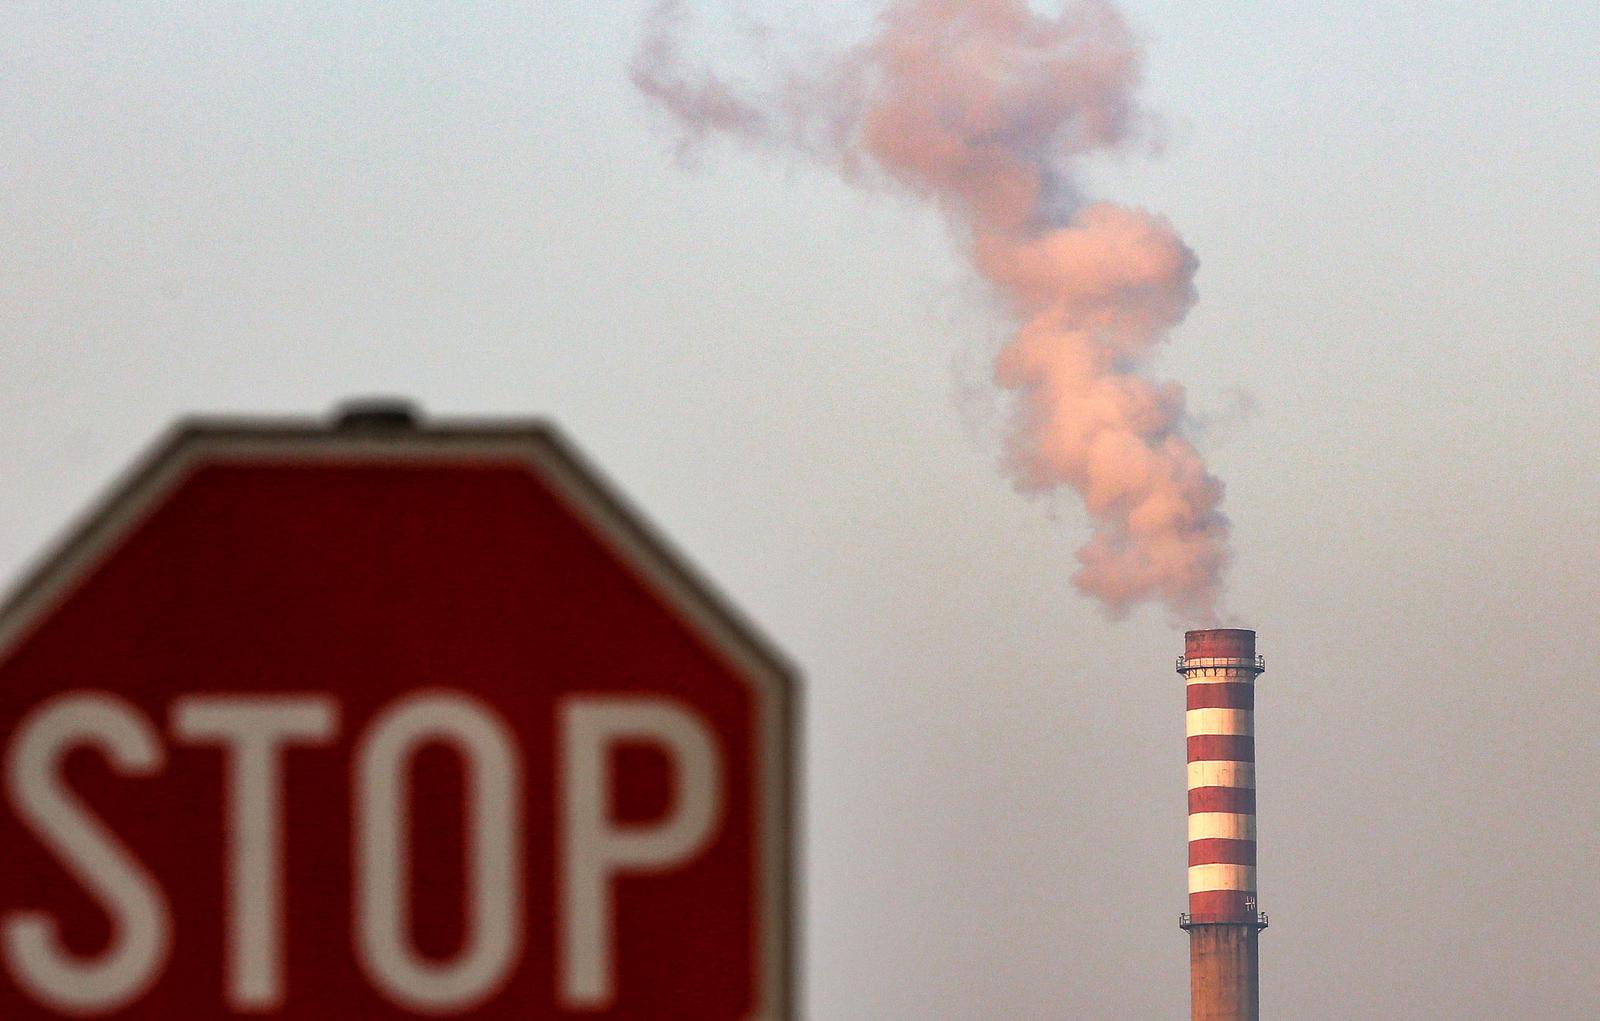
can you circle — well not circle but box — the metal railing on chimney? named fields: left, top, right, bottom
left=1175, top=654, right=1266, bottom=673
left=1178, top=912, right=1269, bottom=931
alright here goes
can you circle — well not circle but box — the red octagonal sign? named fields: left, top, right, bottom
left=0, top=414, right=795, bottom=1019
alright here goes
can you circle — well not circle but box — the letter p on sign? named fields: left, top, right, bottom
left=0, top=415, right=795, bottom=1018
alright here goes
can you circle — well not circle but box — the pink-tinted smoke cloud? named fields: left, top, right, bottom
left=635, top=0, right=1232, bottom=621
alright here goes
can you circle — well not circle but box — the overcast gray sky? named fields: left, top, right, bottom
left=3, top=3, right=1598, bottom=1017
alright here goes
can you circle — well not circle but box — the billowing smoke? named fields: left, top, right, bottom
left=635, top=0, right=1231, bottom=621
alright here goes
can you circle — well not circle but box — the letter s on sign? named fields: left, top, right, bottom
left=3, top=693, right=172, bottom=1014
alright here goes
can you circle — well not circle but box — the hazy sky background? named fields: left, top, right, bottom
left=2, top=3, right=1598, bottom=1017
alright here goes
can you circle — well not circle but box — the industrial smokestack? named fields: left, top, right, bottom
left=1178, top=628, right=1267, bottom=1021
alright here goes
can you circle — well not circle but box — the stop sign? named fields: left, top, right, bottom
left=0, top=412, right=795, bottom=1019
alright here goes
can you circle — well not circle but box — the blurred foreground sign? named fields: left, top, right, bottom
left=0, top=410, right=794, bottom=1019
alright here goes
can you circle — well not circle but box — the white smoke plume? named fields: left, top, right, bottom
left=634, top=0, right=1233, bottom=621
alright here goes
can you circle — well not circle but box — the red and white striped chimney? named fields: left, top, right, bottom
left=1178, top=628, right=1266, bottom=1021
